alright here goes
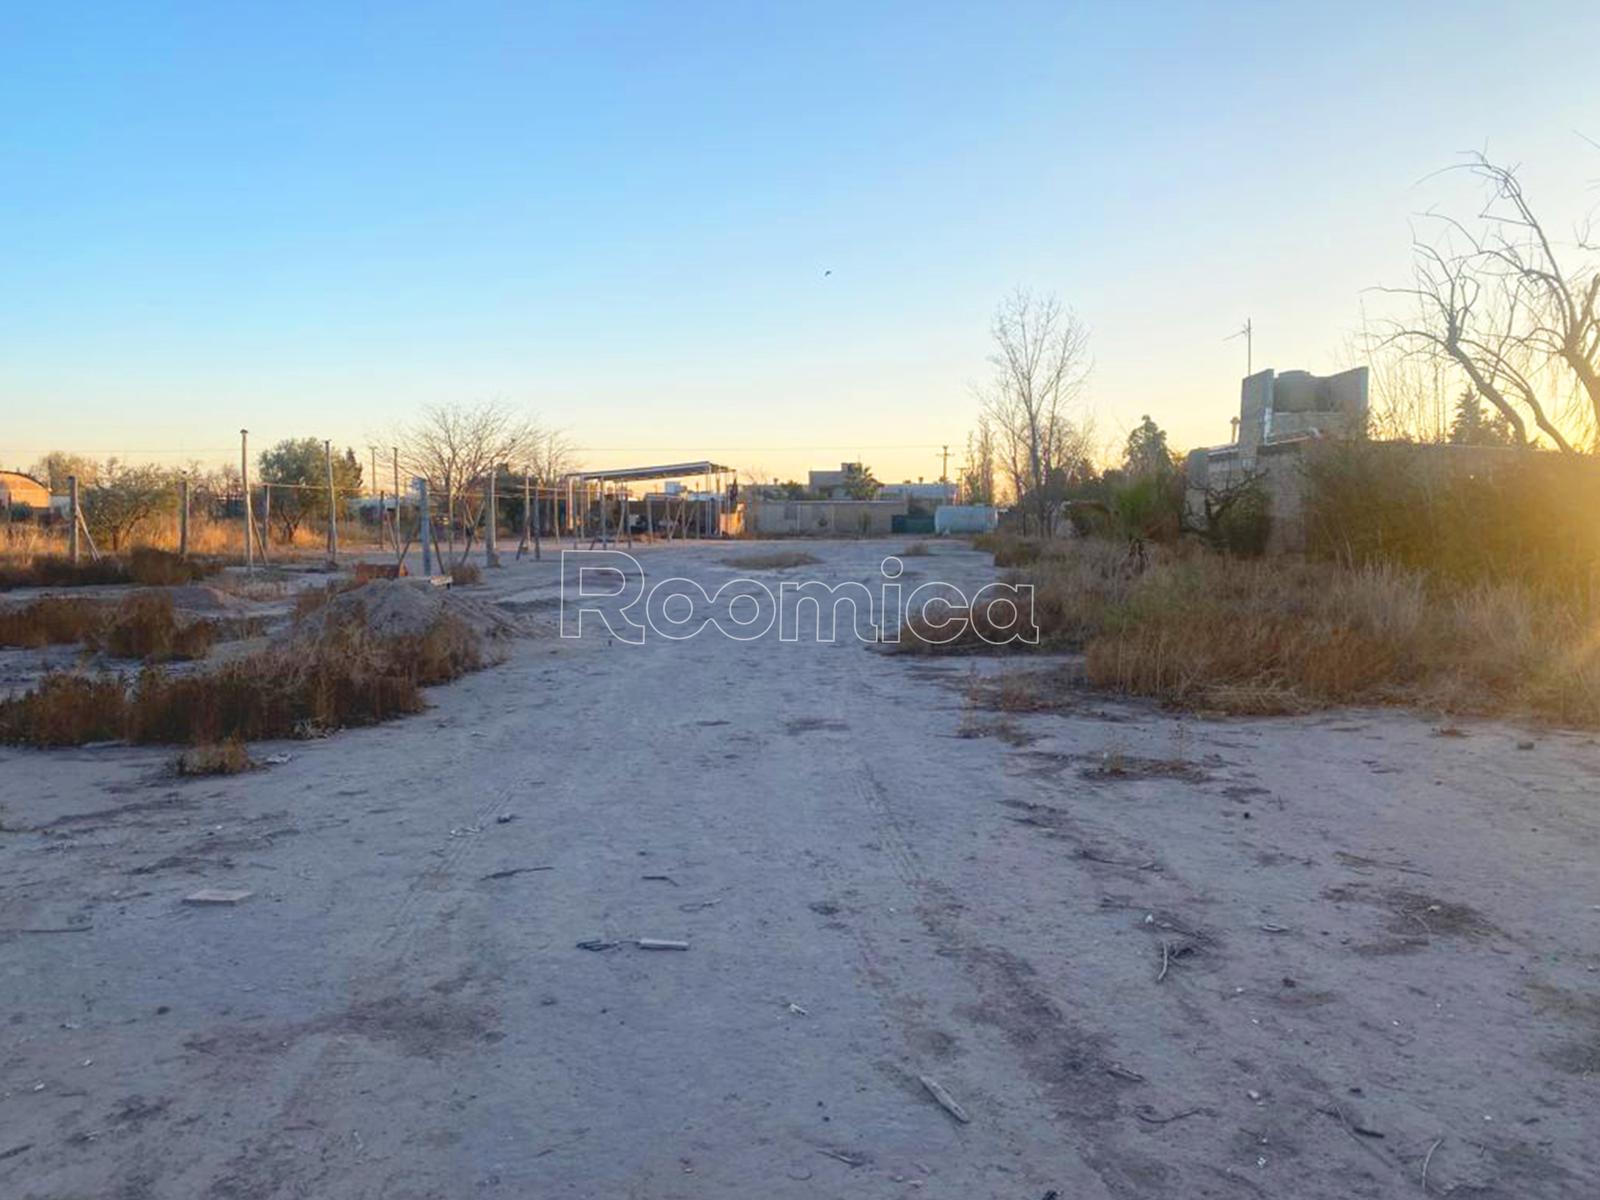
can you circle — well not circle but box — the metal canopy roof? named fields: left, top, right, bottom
left=572, top=460, right=735, bottom=483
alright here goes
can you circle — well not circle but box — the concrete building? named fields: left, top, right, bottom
left=1185, top=366, right=1369, bottom=553
left=0, top=470, right=51, bottom=512
left=878, top=481, right=958, bottom=505
left=807, top=463, right=867, bottom=499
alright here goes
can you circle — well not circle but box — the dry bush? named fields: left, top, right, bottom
left=1081, top=555, right=1600, bottom=725
left=721, top=551, right=822, bottom=570
left=175, top=737, right=254, bottom=777
left=126, top=547, right=217, bottom=586
left=0, top=674, right=127, bottom=746
left=919, top=534, right=1600, bottom=727
left=0, top=607, right=486, bottom=748
left=1305, top=442, right=1600, bottom=598
left=450, top=560, right=483, bottom=586
left=900, top=542, right=932, bottom=557
left=0, top=556, right=131, bottom=589
left=94, top=592, right=215, bottom=662
left=0, top=597, right=104, bottom=648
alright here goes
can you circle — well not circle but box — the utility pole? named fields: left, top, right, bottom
left=418, top=477, right=433, bottom=576
left=940, top=444, right=950, bottom=483
left=369, top=445, right=380, bottom=549
left=178, top=476, right=190, bottom=558
left=67, top=475, right=80, bottom=564
left=391, top=447, right=401, bottom=554
left=485, top=466, right=501, bottom=567
left=324, top=439, right=338, bottom=566
left=241, top=429, right=254, bottom=572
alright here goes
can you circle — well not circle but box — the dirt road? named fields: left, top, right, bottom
left=2, top=539, right=1596, bottom=1198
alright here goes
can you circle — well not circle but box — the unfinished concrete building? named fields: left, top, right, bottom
left=1185, top=366, right=1369, bottom=553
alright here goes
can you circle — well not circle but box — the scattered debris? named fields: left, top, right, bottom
left=678, top=899, right=719, bottom=912
left=575, top=939, right=619, bottom=952
left=918, top=1074, right=971, bottom=1123
left=1133, top=1104, right=1206, bottom=1124
left=182, top=888, right=253, bottom=906
left=480, top=866, right=552, bottom=881
left=637, top=938, right=689, bottom=951
left=787, top=1003, right=809, bottom=1016
left=1421, top=1136, right=1444, bottom=1192
left=1259, top=923, right=1290, bottom=933
left=818, top=1148, right=864, bottom=1167
left=641, top=874, right=678, bottom=885
left=1516, top=740, right=1535, bottom=751
left=495, top=813, right=516, bottom=825
left=1157, top=940, right=1171, bottom=983
left=262, top=753, right=293, bottom=765
left=1106, top=1064, right=1146, bottom=1082
left=0, top=1143, right=33, bottom=1161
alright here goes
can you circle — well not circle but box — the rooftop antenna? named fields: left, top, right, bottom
left=1225, top=318, right=1253, bottom=376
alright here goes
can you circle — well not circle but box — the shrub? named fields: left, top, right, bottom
left=0, top=597, right=104, bottom=648
left=0, top=556, right=131, bottom=590
left=1304, top=442, right=1600, bottom=599
left=0, top=674, right=127, bottom=746
left=450, top=561, right=483, bottom=586
left=127, top=547, right=216, bottom=586
left=175, top=737, right=254, bottom=777
left=94, top=592, right=214, bottom=662
left=0, top=608, right=485, bottom=748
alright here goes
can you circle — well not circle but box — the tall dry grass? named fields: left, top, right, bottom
left=930, top=535, right=1600, bottom=727
left=0, top=605, right=483, bottom=747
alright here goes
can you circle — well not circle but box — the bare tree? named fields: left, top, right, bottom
left=961, top=416, right=997, bottom=506
left=400, top=402, right=552, bottom=556
left=979, top=290, right=1093, bottom=533
left=1375, top=151, right=1599, bottom=451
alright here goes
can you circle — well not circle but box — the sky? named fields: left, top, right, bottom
left=2, top=1, right=1597, bottom=485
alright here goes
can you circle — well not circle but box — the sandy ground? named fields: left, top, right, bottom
left=1, top=538, right=1597, bottom=1199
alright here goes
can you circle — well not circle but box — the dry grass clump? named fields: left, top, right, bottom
left=907, top=536, right=1600, bottom=727
left=126, top=548, right=217, bottom=586
left=0, top=548, right=217, bottom=591
left=900, top=542, right=932, bottom=557
left=175, top=737, right=254, bottom=777
left=0, top=556, right=131, bottom=590
left=721, top=551, right=822, bottom=570
left=1082, top=551, right=1599, bottom=724
left=0, top=605, right=485, bottom=748
left=450, top=561, right=483, bottom=586
left=95, top=592, right=215, bottom=662
left=0, top=597, right=105, bottom=647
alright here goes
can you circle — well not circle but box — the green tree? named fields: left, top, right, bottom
left=1448, top=389, right=1514, bottom=447
left=258, top=439, right=362, bottom=540
left=1123, top=415, right=1176, bottom=477
left=840, top=463, right=881, bottom=500
left=81, top=461, right=175, bottom=551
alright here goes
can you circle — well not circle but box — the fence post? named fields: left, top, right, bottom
left=418, top=477, right=433, bottom=576
left=68, top=475, right=80, bottom=564
left=178, top=477, right=190, bottom=558
left=485, top=468, right=501, bottom=567
left=391, top=447, right=401, bottom=553
left=324, top=439, right=338, bottom=567
left=241, top=429, right=254, bottom=571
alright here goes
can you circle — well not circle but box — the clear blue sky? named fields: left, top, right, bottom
left=2, top=1, right=1596, bottom=482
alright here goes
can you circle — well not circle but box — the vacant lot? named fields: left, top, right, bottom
left=1, top=539, right=1595, bottom=1198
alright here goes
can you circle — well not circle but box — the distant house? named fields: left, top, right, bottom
left=0, top=470, right=51, bottom=513
left=878, top=481, right=958, bottom=505
left=807, top=462, right=866, bottom=499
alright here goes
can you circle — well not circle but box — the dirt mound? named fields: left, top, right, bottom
left=284, top=579, right=524, bottom=645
